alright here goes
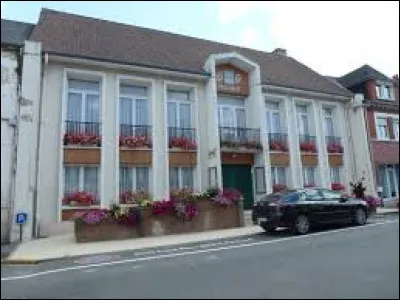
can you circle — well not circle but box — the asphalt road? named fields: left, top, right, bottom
left=1, top=216, right=399, bottom=299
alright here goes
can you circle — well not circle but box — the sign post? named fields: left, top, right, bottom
left=15, top=212, right=28, bottom=242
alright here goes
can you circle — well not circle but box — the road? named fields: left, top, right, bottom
left=1, top=216, right=399, bottom=299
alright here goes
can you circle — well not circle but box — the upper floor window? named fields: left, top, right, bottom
left=376, top=117, right=390, bottom=140
left=218, top=97, right=246, bottom=128
left=394, top=119, right=399, bottom=141
left=167, top=90, right=192, bottom=128
left=296, top=105, right=310, bottom=136
left=376, top=84, right=394, bottom=101
left=323, top=108, right=335, bottom=137
left=266, top=102, right=281, bottom=134
left=223, top=70, right=236, bottom=85
left=66, top=79, right=100, bottom=134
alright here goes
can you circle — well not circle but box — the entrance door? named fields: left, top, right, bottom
left=222, top=165, right=254, bottom=210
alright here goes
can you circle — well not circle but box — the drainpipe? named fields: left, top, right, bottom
left=31, top=52, right=46, bottom=239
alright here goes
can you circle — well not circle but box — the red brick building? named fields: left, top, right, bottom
left=338, top=65, right=399, bottom=200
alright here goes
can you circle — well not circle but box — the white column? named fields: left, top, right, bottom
left=11, top=41, right=42, bottom=242
left=289, top=98, right=303, bottom=188
left=314, top=101, right=330, bottom=188
left=101, top=73, right=117, bottom=208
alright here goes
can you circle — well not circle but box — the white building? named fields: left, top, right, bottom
left=3, top=9, right=376, bottom=240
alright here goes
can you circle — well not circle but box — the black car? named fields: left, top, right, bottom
left=252, top=188, right=369, bottom=235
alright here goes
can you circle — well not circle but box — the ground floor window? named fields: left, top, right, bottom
left=302, top=166, right=316, bottom=187
left=119, top=166, right=150, bottom=193
left=330, top=166, right=341, bottom=184
left=377, top=164, right=399, bottom=198
left=271, top=167, right=287, bottom=186
left=63, top=166, right=100, bottom=205
left=169, top=167, right=194, bottom=190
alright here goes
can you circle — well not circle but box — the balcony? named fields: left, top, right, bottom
left=120, top=124, right=152, bottom=149
left=268, top=133, right=289, bottom=152
left=168, top=127, right=197, bottom=150
left=299, top=135, right=317, bottom=153
left=219, top=127, right=262, bottom=150
left=63, top=121, right=101, bottom=147
left=326, top=136, right=343, bottom=154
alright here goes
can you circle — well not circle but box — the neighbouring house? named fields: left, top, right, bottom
left=5, top=8, right=374, bottom=239
left=1, top=19, right=42, bottom=243
left=337, top=65, right=399, bottom=202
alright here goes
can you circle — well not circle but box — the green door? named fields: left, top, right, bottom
left=222, top=165, right=254, bottom=210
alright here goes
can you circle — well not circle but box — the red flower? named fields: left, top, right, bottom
left=63, top=191, right=96, bottom=206
left=272, top=184, right=287, bottom=193
left=269, top=141, right=288, bottom=152
left=119, top=135, right=151, bottom=148
left=327, top=142, right=343, bottom=154
left=64, top=133, right=101, bottom=146
left=169, top=137, right=197, bottom=150
left=300, top=141, right=317, bottom=153
left=331, top=182, right=345, bottom=191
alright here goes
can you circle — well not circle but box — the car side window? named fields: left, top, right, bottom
left=282, top=192, right=299, bottom=203
left=321, top=189, right=341, bottom=200
left=304, top=189, right=323, bottom=201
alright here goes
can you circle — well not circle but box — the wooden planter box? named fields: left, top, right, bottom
left=75, top=199, right=242, bottom=243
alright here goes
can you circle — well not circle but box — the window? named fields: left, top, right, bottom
left=296, top=105, right=309, bottom=136
left=271, top=167, right=287, bottom=186
left=119, top=85, right=149, bottom=136
left=119, top=166, right=150, bottom=193
left=393, top=119, right=399, bottom=141
left=66, top=79, right=100, bottom=134
left=321, top=189, right=341, bottom=200
left=167, top=90, right=193, bottom=140
left=223, top=70, right=235, bottom=85
left=330, top=167, right=341, bottom=183
left=304, top=189, right=322, bottom=200
left=218, top=98, right=246, bottom=141
left=169, top=167, right=194, bottom=190
left=302, top=167, right=316, bottom=187
left=323, top=108, right=335, bottom=137
left=255, top=167, right=266, bottom=194
left=266, top=102, right=281, bottom=134
left=64, top=166, right=100, bottom=204
left=376, top=84, right=394, bottom=101
left=376, top=117, right=390, bottom=139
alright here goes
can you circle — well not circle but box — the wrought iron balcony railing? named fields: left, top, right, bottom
left=219, top=127, right=262, bottom=149
left=268, top=133, right=289, bottom=152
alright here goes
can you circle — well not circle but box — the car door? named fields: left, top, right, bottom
left=320, top=189, right=352, bottom=222
left=303, top=189, right=333, bottom=224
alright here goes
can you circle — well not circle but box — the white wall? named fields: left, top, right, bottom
left=1, top=50, right=19, bottom=243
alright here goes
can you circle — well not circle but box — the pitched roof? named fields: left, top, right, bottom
left=337, top=64, right=391, bottom=88
left=30, top=9, right=352, bottom=97
left=1, top=19, right=35, bottom=47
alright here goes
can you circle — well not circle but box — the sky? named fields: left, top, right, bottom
left=1, top=1, right=399, bottom=77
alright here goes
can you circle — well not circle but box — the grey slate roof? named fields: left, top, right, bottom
left=337, top=64, right=391, bottom=88
left=1, top=19, right=34, bottom=46
left=30, top=9, right=352, bottom=97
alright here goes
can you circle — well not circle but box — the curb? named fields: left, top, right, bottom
left=1, top=259, right=39, bottom=265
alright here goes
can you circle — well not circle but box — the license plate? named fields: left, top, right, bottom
left=258, top=217, right=267, bottom=224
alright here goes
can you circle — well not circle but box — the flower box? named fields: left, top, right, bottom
left=74, top=194, right=243, bottom=243
left=331, top=183, right=345, bottom=191
left=63, top=133, right=101, bottom=147
left=119, top=135, right=151, bottom=149
left=327, top=142, right=343, bottom=154
left=272, top=184, right=287, bottom=193
left=269, top=141, right=288, bottom=152
left=300, top=141, right=317, bottom=153
left=169, top=137, right=197, bottom=151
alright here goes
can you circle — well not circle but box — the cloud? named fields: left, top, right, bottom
left=217, top=1, right=399, bottom=77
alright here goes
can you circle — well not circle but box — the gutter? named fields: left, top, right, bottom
left=46, top=51, right=211, bottom=79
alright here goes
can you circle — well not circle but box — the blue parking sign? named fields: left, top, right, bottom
left=16, top=213, right=27, bottom=224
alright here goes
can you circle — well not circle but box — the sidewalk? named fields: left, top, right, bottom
left=2, top=208, right=397, bottom=265
left=2, top=226, right=263, bottom=264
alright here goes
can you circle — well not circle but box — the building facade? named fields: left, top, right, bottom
left=338, top=65, right=399, bottom=202
left=3, top=9, right=378, bottom=240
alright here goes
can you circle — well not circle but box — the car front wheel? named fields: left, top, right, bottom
left=353, top=207, right=367, bottom=226
left=293, top=214, right=310, bottom=235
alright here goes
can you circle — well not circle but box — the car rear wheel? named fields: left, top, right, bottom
left=293, top=214, right=310, bottom=235
left=353, top=207, right=367, bottom=226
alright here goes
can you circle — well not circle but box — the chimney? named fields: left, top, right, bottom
left=272, top=48, right=287, bottom=56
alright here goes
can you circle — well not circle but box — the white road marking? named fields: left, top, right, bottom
left=1, top=220, right=398, bottom=282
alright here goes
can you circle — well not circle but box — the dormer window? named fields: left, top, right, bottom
left=223, top=70, right=236, bottom=85
left=376, top=83, right=394, bottom=101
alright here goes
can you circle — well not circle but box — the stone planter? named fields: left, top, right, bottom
left=74, top=199, right=243, bottom=243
